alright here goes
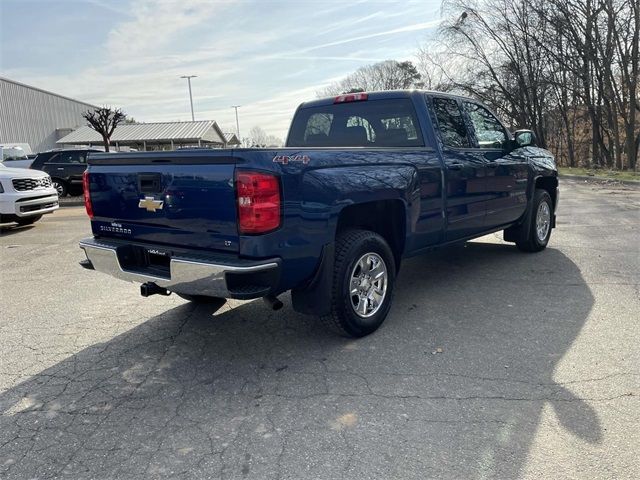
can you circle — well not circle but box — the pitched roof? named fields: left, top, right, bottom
left=57, top=120, right=225, bottom=144
left=223, top=132, right=241, bottom=145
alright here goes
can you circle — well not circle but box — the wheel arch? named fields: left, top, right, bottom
left=335, top=199, right=406, bottom=272
left=534, top=175, right=558, bottom=211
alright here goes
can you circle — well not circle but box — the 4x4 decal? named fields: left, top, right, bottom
left=273, top=154, right=310, bottom=165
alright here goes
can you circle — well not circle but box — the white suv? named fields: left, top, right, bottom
left=0, top=163, right=59, bottom=225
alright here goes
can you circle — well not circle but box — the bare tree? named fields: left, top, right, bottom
left=246, top=126, right=282, bottom=148
left=430, top=0, right=639, bottom=169
left=247, top=126, right=268, bottom=147
left=82, top=107, right=126, bottom=152
left=319, top=60, right=423, bottom=96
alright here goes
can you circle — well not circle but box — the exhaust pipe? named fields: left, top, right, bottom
left=140, top=282, right=170, bottom=297
left=263, top=295, right=283, bottom=311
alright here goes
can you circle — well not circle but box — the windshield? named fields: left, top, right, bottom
left=287, top=98, right=424, bottom=148
left=2, top=147, right=28, bottom=161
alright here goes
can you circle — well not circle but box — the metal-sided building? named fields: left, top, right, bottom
left=0, top=76, right=98, bottom=153
left=57, top=121, right=242, bottom=150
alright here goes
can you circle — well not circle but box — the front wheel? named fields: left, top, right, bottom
left=51, top=178, right=68, bottom=197
left=321, top=229, right=396, bottom=337
left=516, top=189, right=553, bottom=252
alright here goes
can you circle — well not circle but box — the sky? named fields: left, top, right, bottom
left=0, top=0, right=442, bottom=140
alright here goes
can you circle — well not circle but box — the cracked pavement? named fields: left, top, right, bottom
left=0, top=179, right=638, bottom=479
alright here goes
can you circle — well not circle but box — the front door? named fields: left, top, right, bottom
left=462, top=101, right=528, bottom=227
left=430, top=96, right=488, bottom=241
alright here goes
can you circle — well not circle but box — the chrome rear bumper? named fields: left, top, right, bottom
left=79, top=237, right=280, bottom=299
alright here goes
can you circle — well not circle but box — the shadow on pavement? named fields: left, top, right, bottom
left=0, top=224, right=35, bottom=237
left=0, top=241, right=598, bottom=478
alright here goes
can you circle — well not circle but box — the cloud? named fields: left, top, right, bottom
left=106, top=0, right=230, bottom=58
left=3, top=0, right=443, bottom=141
left=297, top=19, right=443, bottom=54
left=180, top=82, right=339, bottom=139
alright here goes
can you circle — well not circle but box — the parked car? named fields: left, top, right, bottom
left=0, top=144, right=34, bottom=169
left=30, top=149, right=101, bottom=196
left=79, top=90, right=558, bottom=337
left=0, top=162, right=59, bottom=225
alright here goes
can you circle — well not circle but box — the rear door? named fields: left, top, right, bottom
left=462, top=101, right=528, bottom=227
left=45, top=151, right=87, bottom=185
left=430, top=96, right=488, bottom=241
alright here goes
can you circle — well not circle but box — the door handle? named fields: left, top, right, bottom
left=57, top=168, right=64, bottom=170
left=448, top=162, right=464, bottom=170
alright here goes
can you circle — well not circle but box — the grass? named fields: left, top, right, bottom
left=558, top=167, right=640, bottom=182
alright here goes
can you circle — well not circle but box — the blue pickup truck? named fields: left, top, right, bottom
left=79, top=90, right=558, bottom=337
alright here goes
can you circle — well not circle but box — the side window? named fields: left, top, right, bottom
left=57, top=151, right=83, bottom=164
left=432, top=97, right=470, bottom=148
left=464, top=102, right=507, bottom=149
left=41, top=153, right=59, bottom=164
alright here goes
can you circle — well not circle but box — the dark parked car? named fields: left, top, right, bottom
left=30, top=149, right=101, bottom=196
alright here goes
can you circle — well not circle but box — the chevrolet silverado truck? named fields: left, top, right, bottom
left=79, top=90, right=558, bottom=337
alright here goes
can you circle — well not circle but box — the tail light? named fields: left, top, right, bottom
left=334, top=92, right=368, bottom=103
left=83, top=170, right=93, bottom=219
left=236, top=171, right=281, bottom=234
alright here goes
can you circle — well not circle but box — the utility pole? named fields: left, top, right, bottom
left=231, top=105, right=241, bottom=139
left=180, top=75, right=197, bottom=121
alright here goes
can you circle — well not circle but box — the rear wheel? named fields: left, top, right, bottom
left=516, top=189, right=553, bottom=252
left=16, top=215, right=42, bottom=226
left=51, top=178, right=68, bottom=197
left=321, top=229, right=396, bottom=337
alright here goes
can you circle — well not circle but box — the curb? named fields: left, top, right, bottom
left=559, top=174, right=640, bottom=187
left=59, top=197, right=84, bottom=207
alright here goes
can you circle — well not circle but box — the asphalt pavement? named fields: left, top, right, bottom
left=1, top=179, right=638, bottom=479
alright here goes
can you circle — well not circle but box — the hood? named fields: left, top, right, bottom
left=0, top=164, right=50, bottom=179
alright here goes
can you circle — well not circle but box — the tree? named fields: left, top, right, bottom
left=425, top=0, right=639, bottom=169
left=248, top=126, right=268, bottom=147
left=246, top=126, right=283, bottom=148
left=319, top=60, right=423, bottom=96
left=82, top=107, right=126, bottom=152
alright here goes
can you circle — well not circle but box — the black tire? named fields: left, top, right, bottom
left=516, top=189, right=553, bottom=252
left=16, top=215, right=42, bottom=226
left=321, top=229, right=396, bottom=337
left=51, top=178, right=68, bottom=197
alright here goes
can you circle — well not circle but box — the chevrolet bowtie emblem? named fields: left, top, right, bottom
left=138, top=196, right=164, bottom=212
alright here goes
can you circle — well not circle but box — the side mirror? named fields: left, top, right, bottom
left=514, top=129, right=537, bottom=148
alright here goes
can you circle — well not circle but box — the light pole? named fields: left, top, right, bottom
left=180, top=75, right=197, bottom=121
left=231, top=105, right=241, bottom=140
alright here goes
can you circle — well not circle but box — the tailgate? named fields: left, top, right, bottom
left=88, top=154, right=239, bottom=253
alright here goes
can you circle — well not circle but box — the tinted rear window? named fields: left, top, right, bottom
left=287, top=99, right=424, bottom=148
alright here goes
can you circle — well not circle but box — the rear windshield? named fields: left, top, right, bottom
left=2, top=147, right=28, bottom=161
left=287, top=98, right=424, bottom=148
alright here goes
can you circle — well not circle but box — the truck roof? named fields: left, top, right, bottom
left=299, top=89, right=469, bottom=109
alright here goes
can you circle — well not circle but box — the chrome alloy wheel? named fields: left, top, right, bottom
left=53, top=181, right=64, bottom=196
left=349, top=252, right=388, bottom=318
left=535, top=201, right=551, bottom=242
